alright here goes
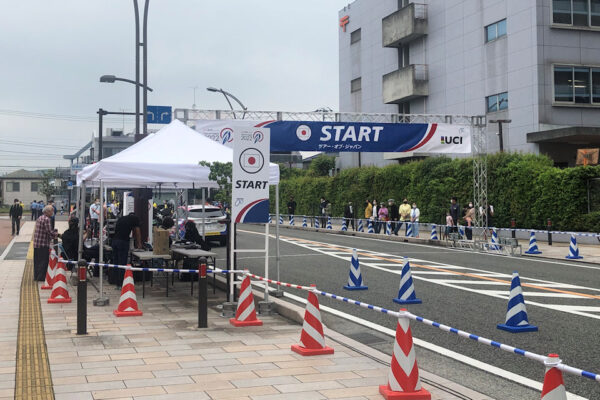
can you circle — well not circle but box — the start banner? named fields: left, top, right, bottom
left=195, top=120, right=471, bottom=154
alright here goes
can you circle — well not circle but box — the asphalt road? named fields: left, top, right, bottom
left=228, top=225, right=600, bottom=400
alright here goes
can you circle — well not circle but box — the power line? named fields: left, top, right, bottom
left=0, top=108, right=137, bottom=124
left=0, top=139, right=82, bottom=149
left=0, top=149, right=69, bottom=156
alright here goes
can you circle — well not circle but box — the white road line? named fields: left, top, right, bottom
left=274, top=288, right=586, bottom=400
left=0, top=235, right=18, bottom=261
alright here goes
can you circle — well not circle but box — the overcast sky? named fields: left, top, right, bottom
left=0, top=1, right=350, bottom=173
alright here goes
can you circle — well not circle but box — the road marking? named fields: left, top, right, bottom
left=0, top=235, right=17, bottom=261
left=273, top=287, right=587, bottom=400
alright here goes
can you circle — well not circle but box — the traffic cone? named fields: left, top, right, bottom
left=541, top=354, right=567, bottom=400
left=524, top=231, right=542, bottom=255
left=230, top=275, right=262, bottom=327
left=393, top=258, right=422, bottom=304
left=279, top=215, right=283, bottom=224
left=290, top=215, right=294, bottom=226
left=327, top=217, right=332, bottom=230
left=113, top=268, right=143, bottom=317
left=314, top=217, right=320, bottom=229
left=41, top=248, right=58, bottom=290
left=302, top=216, right=307, bottom=228
left=344, top=249, right=368, bottom=291
left=47, top=260, right=71, bottom=303
left=291, top=286, right=334, bottom=356
left=386, top=221, right=392, bottom=235
left=341, top=218, right=347, bottom=231
left=368, top=220, right=374, bottom=234
left=565, top=234, right=583, bottom=259
left=406, top=223, right=413, bottom=237
left=497, top=271, right=537, bottom=333
left=430, top=225, right=438, bottom=240
left=379, top=310, right=431, bottom=400
left=490, top=228, right=500, bottom=250
left=357, top=219, right=364, bottom=232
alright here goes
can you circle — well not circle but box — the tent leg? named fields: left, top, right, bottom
left=273, top=184, right=283, bottom=297
left=93, top=180, right=109, bottom=306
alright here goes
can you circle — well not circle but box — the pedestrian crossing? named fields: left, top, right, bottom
left=279, top=235, right=600, bottom=320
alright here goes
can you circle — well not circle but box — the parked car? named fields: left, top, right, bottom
left=184, top=204, right=227, bottom=246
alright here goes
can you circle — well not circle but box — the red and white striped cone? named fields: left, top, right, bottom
left=379, top=309, right=431, bottom=400
left=47, top=260, right=71, bottom=304
left=41, top=248, right=58, bottom=290
left=230, top=275, right=263, bottom=327
left=113, top=268, right=143, bottom=317
left=291, top=285, right=334, bottom=356
left=541, top=354, right=567, bottom=400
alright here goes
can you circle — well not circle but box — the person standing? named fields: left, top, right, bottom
left=410, top=202, right=420, bottom=237
left=319, top=197, right=328, bottom=227
left=378, top=202, right=389, bottom=232
left=9, top=198, right=23, bottom=236
left=48, top=200, right=57, bottom=229
left=372, top=200, right=380, bottom=233
left=325, top=200, right=332, bottom=224
left=110, top=213, right=142, bottom=286
left=344, top=201, right=355, bottom=230
left=30, top=200, right=36, bottom=220
left=395, top=198, right=411, bottom=235
left=465, top=202, right=475, bottom=240
left=388, top=199, right=399, bottom=233
left=450, top=197, right=460, bottom=233
left=364, top=199, right=372, bottom=220
left=287, top=196, right=297, bottom=220
left=33, top=205, right=58, bottom=281
left=89, top=198, right=101, bottom=238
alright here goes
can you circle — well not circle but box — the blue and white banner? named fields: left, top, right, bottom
left=195, top=120, right=471, bottom=154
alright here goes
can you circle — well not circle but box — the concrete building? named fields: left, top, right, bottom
left=0, top=169, right=43, bottom=206
left=338, top=0, right=600, bottom=168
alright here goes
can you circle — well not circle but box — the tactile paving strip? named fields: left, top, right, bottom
left=15, top=246, right=54, bottom=400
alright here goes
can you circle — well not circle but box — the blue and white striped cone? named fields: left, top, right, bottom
left=327, top=217, right=332, bottom=230
left=406, top=222, right=413, bottom=237
left=430, top=224, right=438, bottom=240
left=497, top=271, right=538, bottom=333
left=341, top=218, right=347, bottom=231
left=524, top=231, right=542, bottom=255
left=386, top=221, right=392, bottom=235
left=279, top=215, right=283, bottom=225
left=289, top=215, right=294, bottom=226
left=268, top=214, right=272, bottom=224
left=357, top=219, right=364, bottom=232
left=393, top=258, right=422, bottom=304
left=344, top=249, right=368, bottom=291
left=566, top=234, right=583, bottom=259
left=314, top=217, right=320, bottom=229
left=458, top=225, right=465, bottom=237
left=302, top=216, right=307, bottom=228
left=367, top=220, right=374, bottom=234
left=490, top=228, right=500, bottom=250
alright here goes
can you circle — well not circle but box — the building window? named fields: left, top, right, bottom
left=6, top=182, right=20, bottom=192
left=398, top=45, right=409, bottom=68
left=553, top=0, right=600, bottom=27
left=351, top=77, right=362, bottom=93
left=350, top=28, right=361, bottom=44
left=486, top=92, right=508, bottom=112
left=485, top=19, right=507, bottom=42
left=31, top=182, right=39, bottom=192
left=554, top=65, right=600, bottom=104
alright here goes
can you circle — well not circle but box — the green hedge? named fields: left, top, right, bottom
left=270, top=153, right=600, bottom=232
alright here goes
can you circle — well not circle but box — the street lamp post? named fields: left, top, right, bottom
left=489, top=119, right=511, bottom=153
left=206, top=87, right=247, bottom=119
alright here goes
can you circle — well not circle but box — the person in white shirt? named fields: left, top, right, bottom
left=89, top=199, right=101, bottom=238
left=410, top=202, right=420, bottom=237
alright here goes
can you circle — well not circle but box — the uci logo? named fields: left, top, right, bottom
left=252, top=131, right=264, bottom=143
left=219, top=128, right=234, bottom=144
left=441, top=136, right=463, bottom=145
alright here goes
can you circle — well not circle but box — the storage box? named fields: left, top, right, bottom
left=152, top=227, right=170, bottom=255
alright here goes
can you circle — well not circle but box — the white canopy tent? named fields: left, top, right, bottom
left=76, top=119, right=280, bottom=188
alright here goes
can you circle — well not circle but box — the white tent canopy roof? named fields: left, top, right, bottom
left=76, top=119, right=280, bottom=188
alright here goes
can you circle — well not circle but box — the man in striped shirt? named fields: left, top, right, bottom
left=33, top=205, right=58, bottom=281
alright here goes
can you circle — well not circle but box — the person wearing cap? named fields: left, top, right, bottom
left=9, top=198, right=23, bottom=236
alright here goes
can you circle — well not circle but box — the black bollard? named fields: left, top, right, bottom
left=77, top=260, right=87, bottom=335
left=547, top=218, right=552, bottom=246
left=198, top=257, right=208, bottom=328
left=511, top=219, right=516, bottom=239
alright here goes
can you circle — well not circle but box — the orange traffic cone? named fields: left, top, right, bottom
left=41, top=248, right=58, bottom=290
left=230, top=275, right=262, bottom=327
left=113, top=268, right=143, bottom=317
left=291, top=286, right=334, bottom=356
left=379, top=309, right=431, bottom=400
left=47, top=260, right=72, bottom=303
left=541, top=354, right=567, bottom=400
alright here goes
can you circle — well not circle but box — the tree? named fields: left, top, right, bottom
left=308, top=154, right=336, bottom=176
left=199, top=161, right=232, bottom=205
left=39, top=170, right=59, bottom=201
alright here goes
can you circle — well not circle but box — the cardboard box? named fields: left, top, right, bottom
left=153, top=227, right=170, bottom=255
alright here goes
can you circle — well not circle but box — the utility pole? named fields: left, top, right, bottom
left=489, top=119, right=511, bottom=153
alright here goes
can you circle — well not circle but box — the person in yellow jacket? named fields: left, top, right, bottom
left=394, top=198, right=412, bottom=235
left=364, top=199, right=373, bottom=219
